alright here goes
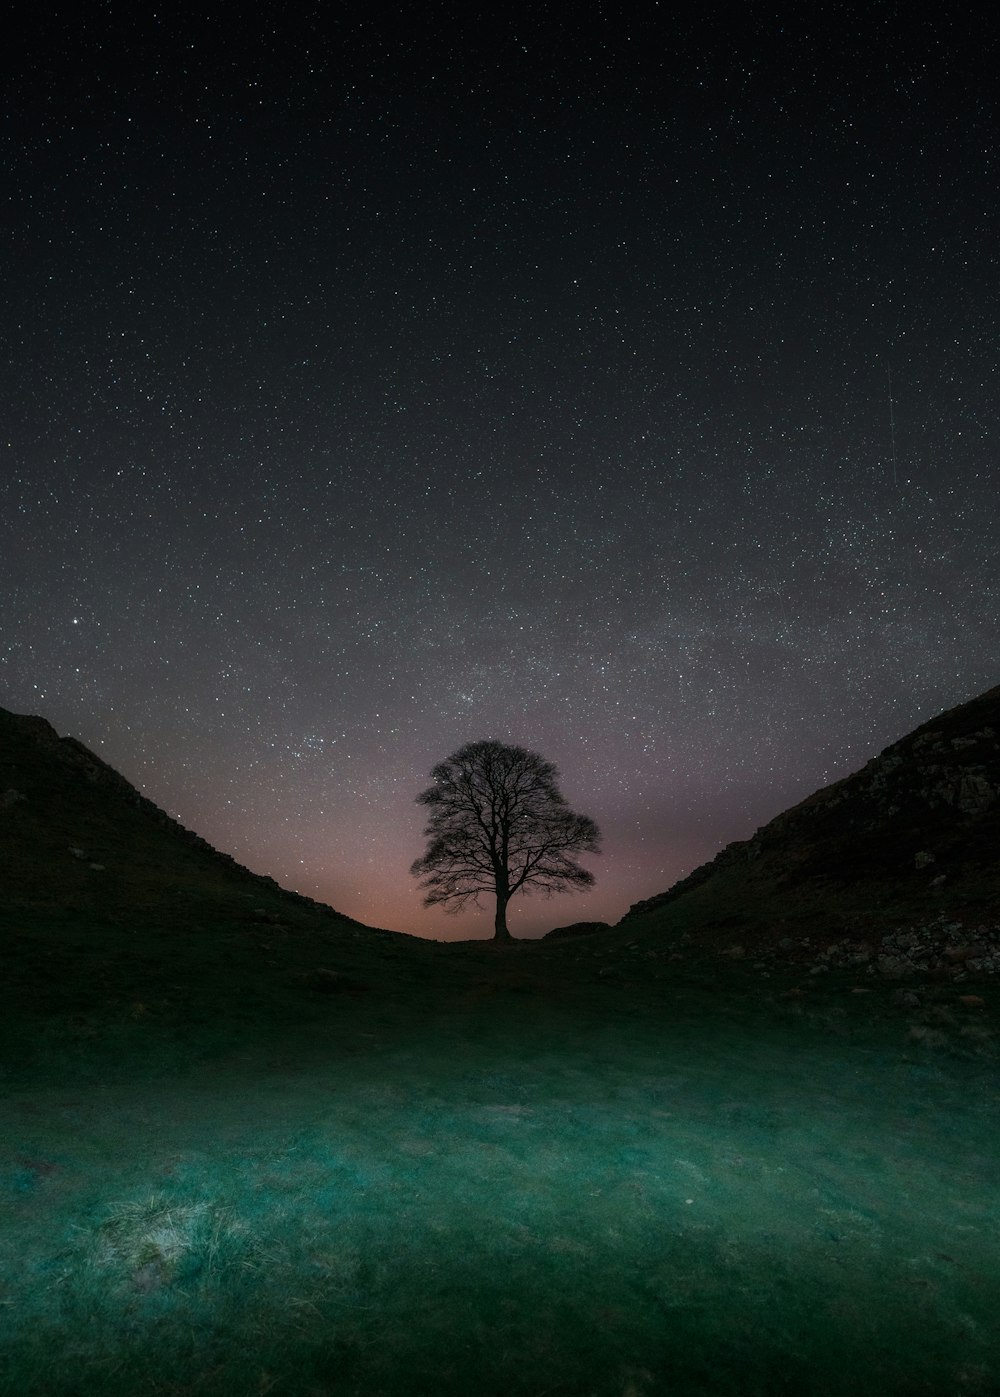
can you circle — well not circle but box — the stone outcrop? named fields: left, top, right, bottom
left=731, top=919, right=1000, bottom=982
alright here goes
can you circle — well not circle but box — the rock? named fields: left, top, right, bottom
left=892, top=990, right=921, bottom=1007
left=955, top=773, right=996, bottom=814
left=914, top=850, right=936, bottom=870
left=542, top=921, right=611, bottom=940
left=877, top=955, right=909, bottom=978
left=908, top=1025, right=947, bottom=1046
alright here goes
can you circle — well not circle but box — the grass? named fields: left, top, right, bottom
left=1, top=910, right=999, bottom=1395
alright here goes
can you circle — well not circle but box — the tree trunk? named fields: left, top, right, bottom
left=493, top=890, right=512, bottom=940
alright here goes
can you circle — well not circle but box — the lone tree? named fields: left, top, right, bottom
left=410, top=740, right=601, bottom=940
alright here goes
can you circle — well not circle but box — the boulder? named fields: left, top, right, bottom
left=542, top=921, right=611, bottom=940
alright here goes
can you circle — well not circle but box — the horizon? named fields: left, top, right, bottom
left=4, top=683, right=993, bottom=940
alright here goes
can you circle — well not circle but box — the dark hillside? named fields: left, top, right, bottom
left=618, top=684, right=1000, bottom=970
left=0, top=706, right=361, bottom=930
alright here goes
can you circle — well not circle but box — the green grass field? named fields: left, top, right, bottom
left=1, top=910, right=998, bottom=1396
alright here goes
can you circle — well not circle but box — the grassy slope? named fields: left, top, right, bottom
left=618, top=682, right=1000, bottom=950
left=0, top=708, right=369, bottom=931
left=2, top=910, right=999, bottom=1397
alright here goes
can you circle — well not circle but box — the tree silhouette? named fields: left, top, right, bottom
left=410, top=740, right=601, bottom=940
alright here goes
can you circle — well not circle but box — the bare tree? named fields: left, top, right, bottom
left=410, top=740, right=601, bottom=940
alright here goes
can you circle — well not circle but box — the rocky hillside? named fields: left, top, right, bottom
left=619, top=684, right=1000, bottom=975
left=0, top=706, right=361, bottom=929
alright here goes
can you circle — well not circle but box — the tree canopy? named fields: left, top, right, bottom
left=410, top=740, right=601, bottom=939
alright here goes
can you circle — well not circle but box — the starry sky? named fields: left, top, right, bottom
left=2, top=6, right=997, bottom=938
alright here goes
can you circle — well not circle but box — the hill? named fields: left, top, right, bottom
left=0, top=705, right=365, bottom=932
left=617, top=683, right=1000, bottom=976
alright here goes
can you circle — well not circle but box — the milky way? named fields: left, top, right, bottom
left=3, top=9, right=997, bottom=936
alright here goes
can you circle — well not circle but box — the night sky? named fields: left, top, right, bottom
left=3, top=7, right=997, bottom=938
